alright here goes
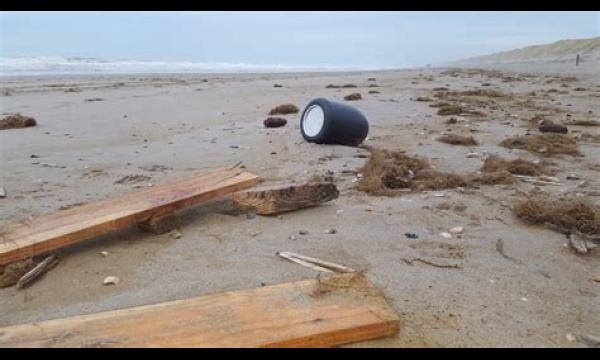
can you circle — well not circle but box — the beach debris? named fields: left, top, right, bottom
left=103, top=276, right=121, bottom=286
left=440, top=232, right=452, bottom=239
left=263, top=117, right=287, bottom=128
left=0, top=273, right=398, bottom=348
left=299, top=230, right=309, bottom=235
left=0, top=113, right=37, bottom=130
left=139, top=165, right=172, bottom=172
left=246, top=211, right=256, bottom=220
left=326, top=228, right=337, bottom=234
left=0, top=258, right=37, bottom=288
left=567, top=233, right=589, bottom=254
left=38, top=162, right=66, bottom=168
left=575, top=334, right=600, bottom=348
left=437, top=134, right=478, bottom=146
left=566, top=119, right=600, bottom=126
left=169, top=229, right=183, bottom=239
left=512, top=174, right=561, bottom=186
left=0, top=186, right=6, bottom=198
left=513, top=192, right=600, bottom=236
left=344, top=93, right=362, bottom=101
left=495, top=239, right=520, bottom=263
left=326, top=84, right=358, bottom=89
left=300, top=98, right=369, bottom=146
left=404, top=232, right=419, bottom=239
left=566, top=333, right=576, bottom=342
left=100, top=251, right=109, bottom=257
left=415, top=97, right=433, bottom=102
left=466, top=152, right=481, bottom=158
left=276, top=251, right=355, bottom=273
left=368, top=90, right=380, bottom=94
left=0, top=168, right=259, bottom=266
left=138, top=212, right=179, bottom=235
left=273, top=84, right=283, bottom=88
left=232, top=182, right=339, bottom=216
left=368, top=78, right=376, bottom=81
left=268, top=104, right=299, bottom=115
left=16, top=255, right=60, bottom=290
left=114, top=174, right=151, bottom=184
left=357, top=148, right=514, bottom=196
left=449, top=226, right=464, bottom=234
left=566, top=173, right=580, bottom=180
left=481, top=155, right=553, bottom=177
left=538, top=120, right=568, bottom=134
left=400, top=257, right=462, bottom=269
left=289, top=235, right=296, bottom=240
left=499, top=134, right=580, bottom=156
left=437, top=105, right=463, bottom=116
left=84, top=98, right=104, bottom=102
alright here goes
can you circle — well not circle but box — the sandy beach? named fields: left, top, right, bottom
left=1, top=65, right=599, bottom=347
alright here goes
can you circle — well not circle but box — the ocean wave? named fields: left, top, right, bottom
left=0, top=56, right=384, bottom=76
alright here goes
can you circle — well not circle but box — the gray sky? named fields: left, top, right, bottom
left=1, top=11, right=599, bottom=68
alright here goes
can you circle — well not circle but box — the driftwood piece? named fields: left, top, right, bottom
left=232, top=182, right=339, bottom=215
left=0, top=273, right=399, bottom=348
left=495, top=239, right=522, bottom=263
left=400, top=257, right=462, bottom=269
left=0, top=167, right=259, bottom=266
left=277, top=251, right=356, bottom=273
left=16, top=255, right=60, bottom=289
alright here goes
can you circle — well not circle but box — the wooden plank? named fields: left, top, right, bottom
left=231, top=182, right=339, bottom=215
left=0, top=167, right=259, bottom=266
left=0, top=273, right=399, bottom=348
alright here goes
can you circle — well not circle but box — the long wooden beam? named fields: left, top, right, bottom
left=0, top=167, right=259, bottom=265
left=0, top=274, right=399, bottom=348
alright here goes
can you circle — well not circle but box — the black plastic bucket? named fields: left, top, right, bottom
left=300, top=98, right=369, bottom=147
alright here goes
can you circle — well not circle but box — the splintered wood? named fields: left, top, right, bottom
left=0, top=167, right=259, bottom=266
left=232, top=182, right=339, bottom=215
left=0, top=273, right=399, bottom=348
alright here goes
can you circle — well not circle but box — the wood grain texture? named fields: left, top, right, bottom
left=0, top=273, right=399, bottom=348
left=231, top=182, right=339, bottom=215
left=0, top=167, right=259, bottom=266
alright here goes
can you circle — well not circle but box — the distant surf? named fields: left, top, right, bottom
left=0, top=56, right=391, bottom=76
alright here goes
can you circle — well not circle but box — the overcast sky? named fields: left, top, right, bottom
left=1, top=11, right=598, bottom=68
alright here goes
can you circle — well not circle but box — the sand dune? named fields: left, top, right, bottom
left=457, top=37, right=600, bottom=65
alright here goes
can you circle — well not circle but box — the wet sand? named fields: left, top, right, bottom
left=1, top=66, right=599, bottom=347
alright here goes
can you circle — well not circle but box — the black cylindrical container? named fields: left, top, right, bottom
left=300, top=98, right=369, bottom=147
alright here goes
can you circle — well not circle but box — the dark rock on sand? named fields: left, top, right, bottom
left=344, top=93, right=362, bottom=101
left=263, top=117, right=287, bottom=128
left=539, top=120, right=568, bottom=134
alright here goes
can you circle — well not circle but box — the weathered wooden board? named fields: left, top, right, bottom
left=0, top=274, right=399, bottom=348
left=0, top=167, right=259, bottom=265
left=231, top=182, right=339, bottom=215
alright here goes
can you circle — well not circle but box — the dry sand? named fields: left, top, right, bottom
left=1, top=66, right=599, bottom=347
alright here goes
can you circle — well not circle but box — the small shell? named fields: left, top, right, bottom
left=440, top=232, right=452, bottom=239
left=449, top=226, right=464, bottom=234
left=103, top=276, right=121, bottom=286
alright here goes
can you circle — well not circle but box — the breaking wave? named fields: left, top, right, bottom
left=0, top=56, right=386, bottom=76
